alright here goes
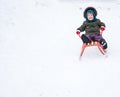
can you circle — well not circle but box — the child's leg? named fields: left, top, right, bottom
left=81, top=34, right=91, bottom=44
left=93, top=34, right=108, bottom=49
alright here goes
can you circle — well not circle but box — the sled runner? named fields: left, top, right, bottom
left=78, top=33, right=106, bottom=57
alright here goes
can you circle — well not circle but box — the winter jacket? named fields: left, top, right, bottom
left=77, top=19, right=105, bottom=35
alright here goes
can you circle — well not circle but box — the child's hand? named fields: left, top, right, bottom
left=76, top=30, right=80, bottom=35
left=100, top=26, right=105, bottom=31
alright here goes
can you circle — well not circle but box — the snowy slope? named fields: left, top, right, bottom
left=0, top=0, right=120, bottom=97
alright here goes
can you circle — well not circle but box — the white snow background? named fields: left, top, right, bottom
left=0, top=0, right=120, bottom=97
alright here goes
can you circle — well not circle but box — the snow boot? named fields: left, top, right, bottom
left=81, top=34, right=91, bottom=44
left=100, top=39, right=107, bottom=49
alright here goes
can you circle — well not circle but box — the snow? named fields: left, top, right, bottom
left=0, top=0, right=120, bottom=97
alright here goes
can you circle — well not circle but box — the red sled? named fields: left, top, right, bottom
left=78, top=34, right=106, bottom=57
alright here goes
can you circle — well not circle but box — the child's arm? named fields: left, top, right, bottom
left=97, top=19, right=106, bottom=34
left=77, top=21, right=86, bottom=32
left=97, top=19, right=106, bottom=27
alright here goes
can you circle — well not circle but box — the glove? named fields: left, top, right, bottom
left=100, top=26, right=105, bottom=31
left=76, top=30, right=80, bottom=35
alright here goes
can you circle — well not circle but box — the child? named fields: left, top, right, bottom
left=76, top=7, right=107, bottom=49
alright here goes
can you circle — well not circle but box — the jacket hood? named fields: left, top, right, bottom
left=84, top=7, right=97, bottom=19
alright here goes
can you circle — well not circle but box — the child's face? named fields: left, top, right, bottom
left=87, top=13, right=94, bottom=20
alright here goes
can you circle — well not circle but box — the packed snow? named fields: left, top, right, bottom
left=0, top=0, right=120, bottom=97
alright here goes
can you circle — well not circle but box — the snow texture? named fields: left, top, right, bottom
left=0, top=0, right=120, bottom=97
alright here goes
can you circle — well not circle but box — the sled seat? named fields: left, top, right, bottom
left=80, top=41, right=106, bottom=57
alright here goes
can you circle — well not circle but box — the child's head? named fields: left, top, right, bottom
left=84, top=7, right=97, bottom=22
left=87, top=10, right=95, bottom=21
